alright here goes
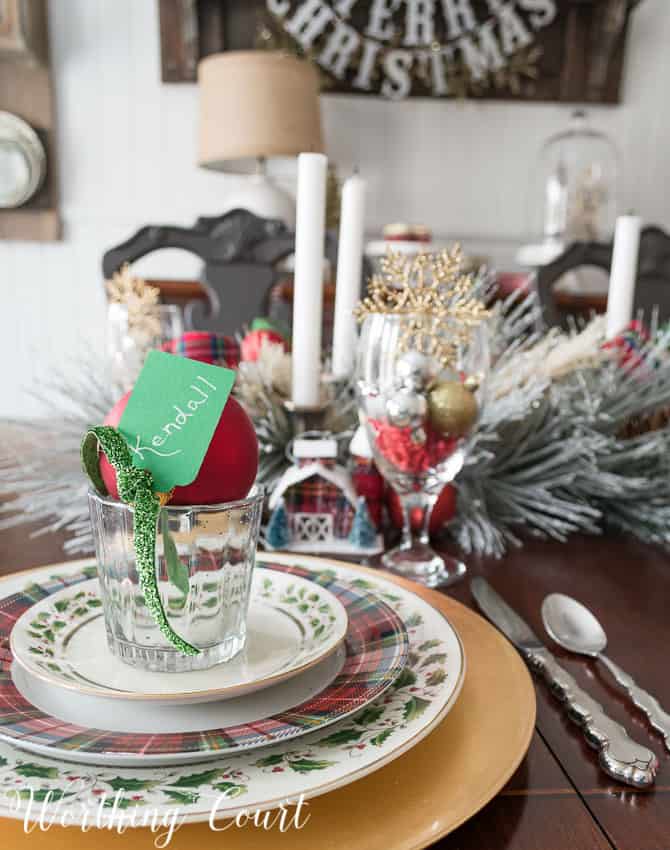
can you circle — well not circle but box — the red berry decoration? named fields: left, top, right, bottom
left=369, top=419, right=457, bottom=474
left=240, top=329, right=287, bottom=362
left=240, top=319, right=288, bottom=362
left=100, top=391, right=258, bottom=505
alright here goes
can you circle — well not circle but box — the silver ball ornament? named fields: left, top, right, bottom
left=396, top=351, right=432, bottom=390
left=386, top=388, right=427, bottom=428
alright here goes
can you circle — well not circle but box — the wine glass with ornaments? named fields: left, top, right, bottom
left=355, top=248, right=490, bottom=587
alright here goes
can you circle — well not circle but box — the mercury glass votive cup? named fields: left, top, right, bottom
left=87, top=487, right=264, bottom=673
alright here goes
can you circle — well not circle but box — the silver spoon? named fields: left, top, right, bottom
left=542, top=593, right=670, bottom=751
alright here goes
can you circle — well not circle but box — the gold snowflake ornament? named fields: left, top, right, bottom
left=355, top=246, right=489, bottom=368
left=106, top=264, right=161, bottom=338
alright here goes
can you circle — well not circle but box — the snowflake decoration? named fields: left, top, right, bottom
left=355, top=246, right=489, bottom=368
left=105, top=264, right=161, bottom=337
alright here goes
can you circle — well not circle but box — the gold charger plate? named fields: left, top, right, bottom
left=1, top=561, right=535, bottom=850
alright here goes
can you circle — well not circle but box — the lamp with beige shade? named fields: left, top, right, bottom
left=198, top=51, right=323, bottom=226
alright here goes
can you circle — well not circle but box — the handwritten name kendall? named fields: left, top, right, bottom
left=129, top=375, right=217, bottom=460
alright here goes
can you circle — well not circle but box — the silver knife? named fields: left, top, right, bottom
left=471, top=577, right=658, bottom=788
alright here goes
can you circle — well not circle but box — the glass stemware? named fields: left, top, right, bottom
left=356, top=312, right=489, bottom=587
left=108, top=302, right=184, bottom=392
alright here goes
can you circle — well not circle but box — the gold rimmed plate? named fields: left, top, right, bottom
left=9, top=567, right=348, bottom=704
left=0, top=555, right=472, bottom=812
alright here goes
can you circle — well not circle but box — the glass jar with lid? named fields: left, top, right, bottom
left=529, top=110, right=620, bottom=248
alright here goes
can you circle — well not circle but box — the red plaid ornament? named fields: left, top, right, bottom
left=162, top=332, right=240, bottom=368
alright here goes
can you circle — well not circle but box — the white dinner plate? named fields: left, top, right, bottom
left=10, top=567, right=348, bottom=704
left=0, top=553, right=464, bottom=825
left=7, top=644, right=346, bottom=766
left=0, top=561, right=409, bottom=766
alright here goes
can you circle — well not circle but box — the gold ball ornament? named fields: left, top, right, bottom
left=428, top=381, right=478, bottom=437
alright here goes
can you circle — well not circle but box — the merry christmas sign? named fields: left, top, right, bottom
left=264, top=0, right=634, bottom=101
left=159, top=0, right=638, bottom=102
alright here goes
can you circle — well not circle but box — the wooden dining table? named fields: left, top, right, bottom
left=1, top=520, right=668, bottom=850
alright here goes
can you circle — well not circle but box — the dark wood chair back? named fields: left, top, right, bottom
left=101, top=209, right=339, bottom=335
left=535, top=226, right=670, bottom=327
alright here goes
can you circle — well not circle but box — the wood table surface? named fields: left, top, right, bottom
left=1, top=522, right=668, bottom=850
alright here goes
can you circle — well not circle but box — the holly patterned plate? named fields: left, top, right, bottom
left=0, top=554, right=465, bottom=824
left=10, top=568, right=349, bottom=704
left=0, top=563, right=408, bottom=766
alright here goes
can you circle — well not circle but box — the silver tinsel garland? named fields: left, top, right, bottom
left=0, top=354, right=124, bottom=554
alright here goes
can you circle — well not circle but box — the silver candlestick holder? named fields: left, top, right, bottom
left=283, top=374, right=355, bottom=437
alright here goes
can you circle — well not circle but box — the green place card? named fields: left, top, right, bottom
left=118, top=351, right=236, bottom=493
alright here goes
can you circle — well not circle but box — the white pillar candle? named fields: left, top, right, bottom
left=291, top=152, right=328, bottom=408
left=332, top=172, right=367, bottom=378
left=606, top=214, right=642, bottom=339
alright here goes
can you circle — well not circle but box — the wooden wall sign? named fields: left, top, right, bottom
left=0, top=0, right=47, bottom=63
left=159, top=0, right=642, bottom=102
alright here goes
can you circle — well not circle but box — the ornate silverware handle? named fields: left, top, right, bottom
left=599, top=654, right=670, bottom=751
left=526, top=648, right=658, bottom=787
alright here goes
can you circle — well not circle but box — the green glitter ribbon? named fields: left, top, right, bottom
left=81, top=426, right=199, bottom=656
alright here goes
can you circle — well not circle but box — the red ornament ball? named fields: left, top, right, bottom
left=100, top=391, right=259, bottom=505
left=387, top=484, right=457, bottom=536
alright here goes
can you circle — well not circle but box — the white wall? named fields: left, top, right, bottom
left=2, top=0, right=670, bottom=417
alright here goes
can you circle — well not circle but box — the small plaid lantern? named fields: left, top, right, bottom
left=266, top=436, right=382, bottom=556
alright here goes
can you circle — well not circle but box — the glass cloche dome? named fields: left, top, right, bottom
left=528, top=110, right=620, bottom=250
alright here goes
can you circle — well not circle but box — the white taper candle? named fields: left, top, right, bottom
left=606, top=214, right=642, bottom=339
left=332, top=172, right=366, bottom=378
left=291, top=152, right=328, bottom=408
